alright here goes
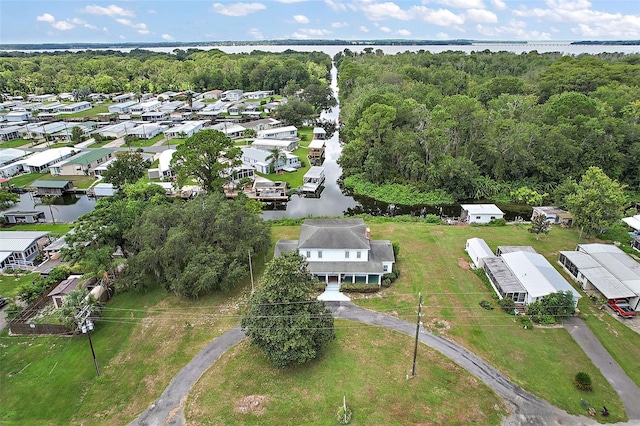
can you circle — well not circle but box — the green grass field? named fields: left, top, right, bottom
left=0, top=139, right=31, bottom=148
left=186, top=323, right=506, bottom=425
left=126, top=134, right=163, bottom=148
left=0, top=223, right=637, bottom=424
left=57, top=105, right=109, bottom=119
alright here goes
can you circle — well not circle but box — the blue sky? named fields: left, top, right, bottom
left=1, top=0, right=639, bottom=44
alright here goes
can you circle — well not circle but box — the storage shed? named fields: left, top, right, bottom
left=465, top=238, right=495, bottom=268
left=460, top=204, right=505, bottom=224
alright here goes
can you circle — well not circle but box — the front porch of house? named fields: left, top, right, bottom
left=314, top=272, right=383, bottom=286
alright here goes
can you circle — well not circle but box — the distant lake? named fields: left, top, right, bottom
left=11, top=42, right=640, bottom=56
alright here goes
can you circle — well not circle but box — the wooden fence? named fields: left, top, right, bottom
left=9, top=282, right=73, bottom=336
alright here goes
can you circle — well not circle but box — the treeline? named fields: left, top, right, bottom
left=0, top=48, right=332, bottom=96
left=335, top=50, right=640, bottom=203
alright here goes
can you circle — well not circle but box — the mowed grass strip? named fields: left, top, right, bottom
left=272, top=223, right=631, bottom=422
left=0, top=280, right=252, bottom=426
left=185, top=322, right=506, bottom=426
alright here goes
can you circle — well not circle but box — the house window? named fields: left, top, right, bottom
left=357, top=251, right=361, bottom=259
left=383, top=265, right=389, bottom=272
left=345, top=251, right=349, bottom=259
left=306, top=251, right=311, bottom=258
left=475, top=216, right=481, bottom=219
left=318, top=250, right=322, bottom=259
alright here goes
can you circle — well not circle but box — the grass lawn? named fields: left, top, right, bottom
left=58, top=105, right=109, bottom=119
left=0, top=139, right=31, bottom=148
left=257, top=146, right=311, bottom=189
left=127, top=134, right=163, bottom=148
left=270, top=223, right=632, bottom=422
left=2, top=223, right=72, bottom=235
left=185, top=322, right=506, bottom=425
left=88, top=139, right=113, bottom=148
left=0, top=273, right=39, bottom=298
left=9, top=172, right=43, bottom=187
left=162, top=138, right=186, bottom=147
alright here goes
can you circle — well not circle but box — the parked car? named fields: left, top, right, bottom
left=608, top=300, right=637, bottom=318
left=0, top=297, right=8, bottom=309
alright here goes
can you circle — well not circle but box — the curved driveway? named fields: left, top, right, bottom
left=132, top=302, right=640, bottom=426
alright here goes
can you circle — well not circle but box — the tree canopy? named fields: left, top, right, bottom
left=102, top=151, right=149, bottom=189
left=336, top=50, right=640, bottom=203
left=121, top=192, right=270, bottom=298
left=566, top=166, right=626, bottom=238
left=241, top=251, right=335, bottom=368
left=170, top=129, right=241, bottom=193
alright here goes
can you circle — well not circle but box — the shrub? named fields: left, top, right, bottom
left=574, top=372, right=593, bottom=391
left=336, top=405, right=353, bottom=425
left=518, top=315, right=533, bottom=329
left=479, top=300, right=494, bottom=310
left=381, top=278, right=392, bottom=288
left=341, top=283, right=380, bottom=293
left=488, top=218, right=507, bottom=226
left=423, top=214, right=442, bottom=224
left=498, top=297, right=515, bottom=314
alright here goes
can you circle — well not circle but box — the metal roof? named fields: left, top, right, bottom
left=303, top=166, right=325, bottom=179
left=62, top=148, right=112, bottom=166
left=559, top=250, right=601, bottom=269
left=502, top=251, right=581, bottom=300
left=622, top=215, right=640, bottom=231
left=31, top=179, right=72, bottom=188
left=0, top=230, right=49, bottom=252
left=23, top=148, right=76, bottom=167
left=497, top=246, right=537, bottom=254
left=483, top=257, right=525, bottom=294
left=460, top=204, right=504, bottom=215
left=466, top=238, right=494, bottom=258
left=577, top=243, right=640, bottom=293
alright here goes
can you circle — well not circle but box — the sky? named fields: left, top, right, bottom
left=1, top=0, right=639, bottom=45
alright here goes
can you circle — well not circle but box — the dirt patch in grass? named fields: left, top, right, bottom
left=457, top=257, right=470, bottom=270
left=234, top=394, right=270, bottom=415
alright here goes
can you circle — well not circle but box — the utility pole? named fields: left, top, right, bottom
left=248, top=250, right=254, bottom=294
left=77, top=306, right=101, bottom=376
left=411, top=292, right=423, bottom=377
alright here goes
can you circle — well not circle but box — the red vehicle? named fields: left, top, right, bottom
left=607, top=300, right=637, bottom=318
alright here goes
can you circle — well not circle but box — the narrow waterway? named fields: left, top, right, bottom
left=261, top=64, right=359, bottom=220
left=5, top=192, right=96, bottom=223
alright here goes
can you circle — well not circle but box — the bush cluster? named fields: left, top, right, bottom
left=341, top=283, right=380, bottom=293
left=574, top=372, right=593, bottom=391
left=17, top=266, right=71, bottom=304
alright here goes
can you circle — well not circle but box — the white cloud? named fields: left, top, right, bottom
left=379, top=26, right=392, bottom=33
left=435, top=0, right=485, bottom=8
left=513, top=0, right=640, bottom=38
left=83, top=4, right=135, bottom=18
left=84, top=24, right=98, bottom=30
left=476, top=20, right=552, bottom=40
left=162, top=34, right=174, bottom=40
left=293, top=14, right=309, bottom=24
left=325, top=0, right=348, bottom=12
left=116, top=18, right=150, bottom=34
left=359, top=26, right=369, bottom=33
left=491, top=0, right=507, bottom=10
left=331, top=21, right=348, bottom=28
left=466, top=8, right=497, bottom=23
left=397, top=29, right=411, bottom=36
left=36, top=13, right=56, bottom=23
left=148, top=9, right=157, bottom=14
left=360, top=2, right=413, bottom=21
left=212, top=2, right=266, bottom=17
left=292, top=28, right=332, bottom=38
left=415, top=7, right=466, bottom=26
left=277, top=0, right=307, bottom=3
left=52, top=21, right=75, bottom=31
left=248, top=28, right=264, bottom=39
left=436, top=32, right=450, bottom=39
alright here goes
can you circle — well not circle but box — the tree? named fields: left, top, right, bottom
left=0, top=189, right=19, bottom=209
left=272, top=99, right=315, bottom=127
left=170, top=129, right=241, bottom=193
left=265, top=147, right=287, bottom=172
left=529, top=214, right=552, bottom=240
left=71, top=126, right=84, bottom=143
left=300, top=82, right=337, bottom=112
left=58, top=289, right=101, bottom=329
left=122, top=192, right=270, bottom=297
left=241, top=252, right=335, bottom=368
left=102, top=151, right=149, bottom=189
left=526, top=291, right=575, bottom=324
left=566, top=166, right=626, bottom=238
left=35, top=195, right=59, bottom=224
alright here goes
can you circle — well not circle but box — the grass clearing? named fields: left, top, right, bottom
left=186, top=322, right=506, bottom=425
left=57, top=106, right=109, bottom=119
left=2, top=223, right=72, bottom=235
left=0, top=139, right=31, bottom=148
left=9, top=172, right=44, bottom=187
left=126, top=134, right=163, bottom=148
left=0, top=272, right=39, bottom=298
left=271, top=223, right=633, bottom=422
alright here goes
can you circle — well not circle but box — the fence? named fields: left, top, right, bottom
left=8, top=281, right=73, bottom=336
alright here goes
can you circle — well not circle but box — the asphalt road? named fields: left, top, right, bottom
left=130, top=302, right=640, bottom=426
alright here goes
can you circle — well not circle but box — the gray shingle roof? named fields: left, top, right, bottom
left=299, top=219, right=370, bottom=250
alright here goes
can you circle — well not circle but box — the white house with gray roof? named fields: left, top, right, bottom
left=0, top=230, right=50, bottom=270
left=275, top=219, right=395, bottom=287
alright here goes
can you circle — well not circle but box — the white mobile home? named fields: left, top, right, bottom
left=58, top=101, right=92, bottom=114
left=108, top=101, right=138, bottom=114
left=257, top=125, right=298, bottom=139
left=460, top=204, right=505, bottom=224
left=465, top=238, right=495, bottom=268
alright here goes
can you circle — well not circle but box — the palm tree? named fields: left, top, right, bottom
left=265, top=147, right=287, bottom=173
left=36, top=195, right=59, bottom=224
left=185, top=92, right=194, bottom=110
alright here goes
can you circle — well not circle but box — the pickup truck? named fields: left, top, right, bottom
left=608, top=300, right=637, bottom=318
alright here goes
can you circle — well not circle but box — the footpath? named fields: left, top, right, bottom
left=131, top=302, right=640, bottom=426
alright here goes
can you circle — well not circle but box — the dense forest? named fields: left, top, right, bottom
left=0, top=48, right=332, bottom=96
left=335, top=50, right=640, bottom=204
